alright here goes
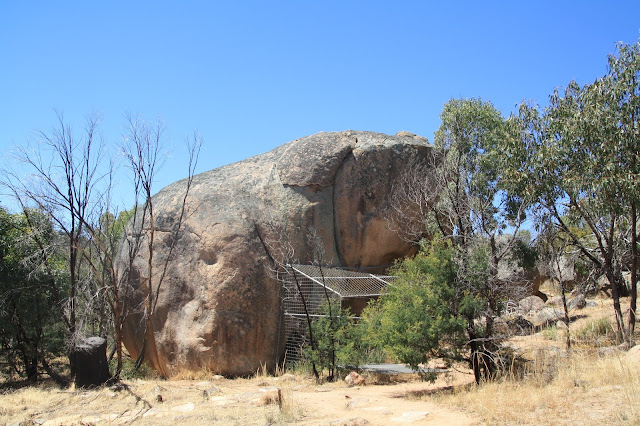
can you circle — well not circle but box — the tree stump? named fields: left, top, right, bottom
left=72, top=337, right=110, bottom=388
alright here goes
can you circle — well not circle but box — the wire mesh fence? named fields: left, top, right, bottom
left=278, top=264, right=394, bottom=366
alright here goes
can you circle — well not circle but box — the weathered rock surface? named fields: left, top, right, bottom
left=344, top=371, right=366, bottom=386
left=519, top=295, right=545, bottom=315
left=119, top=131, right=432, bottom=376
left=627, top=345, right=640, bottom=362
left=533, top=307, right=565, bottom=327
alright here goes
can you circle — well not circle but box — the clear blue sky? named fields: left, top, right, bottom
left=2, top=1, right=640, bottom=206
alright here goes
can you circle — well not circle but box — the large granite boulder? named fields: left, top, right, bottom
left=119, top=130, right=432, bottom=376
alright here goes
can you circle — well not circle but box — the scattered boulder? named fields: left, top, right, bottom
left=344, top=371, right=366, bottom=387
left=533, top=307, right=565, bottom=327
left=519, top=295, right=545, bottom=314
left=626, top=345, right=640, bottom=362
left=506, top=316, right=534, bottom=336
left=567, top=294, right=586, bottom=310
left=546, top=295, right=563, bottom=307
left=118, top=131, right=433, bottom=376
left=598, top=346, right=620, bottom=358
left=72, top=337, right=111, bottom=388
left=546, top=294, right=586, bottom=311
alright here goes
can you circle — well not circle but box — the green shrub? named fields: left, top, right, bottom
left=573, top=317, right=614, bottom=345
left=109, top=357, right=158, bottom=380
left=542, top=325, right=559, bottom=341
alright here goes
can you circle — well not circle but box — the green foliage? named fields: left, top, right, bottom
left=303, top=302, right=350, bottom=375
left=302, top=301, right=384, bottom=378
left=512, top=234, right=538, bottom=270
left=542, top=325, right=559, bottom=341
left=108, top=356, right=157, bottom=380
left=363, top=238, right=468, bottom=380
left=0, top=207, right=68, bottom=380
left=573, top=317, right=615, bottom=345
left=511, top=38, right=640, bottom=341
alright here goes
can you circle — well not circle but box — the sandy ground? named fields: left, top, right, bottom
left=0, top=368, right=480, bottom=425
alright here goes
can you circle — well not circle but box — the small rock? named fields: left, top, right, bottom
left=109, top=383, right=127, bottom=392
left=143, top=407, right=167, bottom=418
left=329, top=417, right=370, bottom=426
left=344, top=371, right=366, bottom=387
left=155, top=394, right=163, bottom=403
left=598, top=346, right=619, bottom=357
left=567, top=294, right=586, bottom=310
left=390, top=411, right=429, bottom=423
left=210, top=395, right=232, bottom=405
left=618, top=341, right=631, bottom=351
left=170, top=402, right=195, bottom=413
left=202, top=385, right=221, bottom=397
left=346, top=398, right=370, bottom=408
left=280, top=373, right=296, bottom=381
left=256, top=388, right=281, bottom=407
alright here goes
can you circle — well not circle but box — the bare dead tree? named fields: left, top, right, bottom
left=386, top=154, right=443, bottom=244
left=2, top=111, right=202, bottom=382
left=1, top=112, right=112, bottom=380
left=120, top=114, right=202, bottom=376
left=307, top=226, right=340, bottom=381
left=254, top=210, right=321, bottom=379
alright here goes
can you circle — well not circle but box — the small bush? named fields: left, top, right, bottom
left=109, top=357, right=157, bottom=380
left=573, top=317, right=614, bottom=345
left=542, top=325, right=558, bottom=341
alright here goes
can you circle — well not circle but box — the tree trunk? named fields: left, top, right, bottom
left=560, top=281, right=571, bottom=350
left=605, top=258, right=628, bottom=343
left=630, top=202, right=638, bottom=338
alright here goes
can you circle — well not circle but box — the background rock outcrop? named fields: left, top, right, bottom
left=119, top=130, right=432, bottom=376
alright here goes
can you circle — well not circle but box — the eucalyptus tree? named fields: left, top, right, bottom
left=511, top=39, right=640, bottom=342
left=385, top=98, right=533, bottom=383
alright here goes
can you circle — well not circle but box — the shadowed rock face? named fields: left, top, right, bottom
left=119, top=130, right=432, bottom=376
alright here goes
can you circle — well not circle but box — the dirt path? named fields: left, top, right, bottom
left=0, top=370, right=480, bottom=425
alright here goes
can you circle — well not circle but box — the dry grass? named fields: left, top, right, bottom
left=0, top=370, right=306, bottom=425
left=433, top=348, right=640, bottom=425
left=1, top=297, right=636, bottom=425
